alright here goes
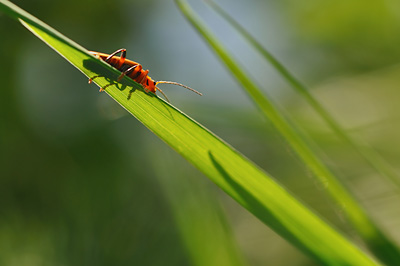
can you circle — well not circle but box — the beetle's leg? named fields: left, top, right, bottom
left=117, top=64, right=140, bottom=82
left=88, top=54, right=103, bottom=83
left=88, top=76, right=99, bottom=83
left=98, top=82, right=116, bottom=92
left=88, top=75, right=107, bottom=91
left=137, top=70, right=149, bottom=84
left=105, top=48, right=126, bottom=68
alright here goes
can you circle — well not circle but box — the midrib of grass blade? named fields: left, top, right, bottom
left=0, top=0, right=381, bottom=265
left=175, top=0, right=400, bottom=264
left=205, top=0, right=400, bottom=193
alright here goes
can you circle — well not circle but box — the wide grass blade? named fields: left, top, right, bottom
left=0, top=0, right=381, bottom=265
left=175, top=0, right=400, bottom=264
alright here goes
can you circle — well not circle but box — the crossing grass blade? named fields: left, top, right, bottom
left=202, top=2, right=400, bottom=263
left=205, top=0, right=400, bottom=194
left=175, top=0, right=400, bottom=264
left=0, top=0, right=382, bottom=265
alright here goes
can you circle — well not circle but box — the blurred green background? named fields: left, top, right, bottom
left=1, top=0, right=400, bottom=265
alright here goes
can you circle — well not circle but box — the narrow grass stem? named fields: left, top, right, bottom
left=205, top=0, right=400, bottom=190
left=176, top=0, right=400, bottom=264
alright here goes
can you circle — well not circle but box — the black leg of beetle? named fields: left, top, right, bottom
left=105, top=48, right=126, bottom=63
left=117, top=64, right=138, bottom=82
left=88, top=75, right=107, bottom=91
left=99, top=82, right=118, bottom=92
left=88, top=75, right=100, bottom=83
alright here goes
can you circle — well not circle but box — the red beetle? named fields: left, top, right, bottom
left=89, top=49, right=202, bottom=102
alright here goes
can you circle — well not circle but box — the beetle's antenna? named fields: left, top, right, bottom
left=156, top=81, right=203, bottom=96
left=155, top=86, right=170, bottom=103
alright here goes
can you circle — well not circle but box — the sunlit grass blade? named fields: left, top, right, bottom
left=175, top=0, right=400, bottom=264
left=0, top=0, right=382, bottom=264
left=205, top=0, right=400, bottom=192
left=205, top=0, right=400, bottom=262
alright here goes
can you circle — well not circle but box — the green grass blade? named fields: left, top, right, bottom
left=153, top=149, right=245, bottom=266
left=205, top=0, right=400, bottom=192
left=0, top=0, right=382, bottom=264
left=175, top=0, right=400, bottom=264
left=205, top=0, right=400, bottom=262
